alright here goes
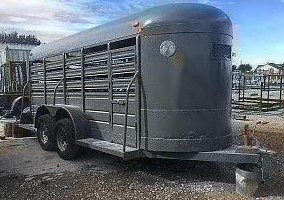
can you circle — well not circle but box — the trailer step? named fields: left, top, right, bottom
left=76, top=138, right=141, bottom=159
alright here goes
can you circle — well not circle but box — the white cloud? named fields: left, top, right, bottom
left=0, top=0, right=100, bottom=42
left=0, top=0, right=236, bottom=43
left=10, top=17, right=27, bottom=23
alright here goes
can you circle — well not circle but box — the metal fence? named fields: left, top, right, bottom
left=232, top=71, right=284, bottom=111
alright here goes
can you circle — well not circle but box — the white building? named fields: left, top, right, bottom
left=255, top=64, right=282, bottom=75
left=0, top=43, right=36, bottom=66
left=0, top=43, right=38, bottom=93
left=254, top=63, right=283, bottom=84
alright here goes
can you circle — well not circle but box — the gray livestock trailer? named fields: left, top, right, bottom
left=2, top=4, right=272, bottom=174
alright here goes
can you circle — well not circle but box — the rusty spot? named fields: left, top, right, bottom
left=241, top=124, right=260, bottom=147
left=140, top=27, right=151, bottom=36
left=170, top=52, right=186, bottom=68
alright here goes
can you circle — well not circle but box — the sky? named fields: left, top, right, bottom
left=0, top=0, right=284, bottom=67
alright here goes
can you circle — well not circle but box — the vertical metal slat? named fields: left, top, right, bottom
left=63, top=53, right=67, bottom=104
left=81, top=48, right=85, bottom=112
left=43, top=58, right=47, bottom=104
left=135, top=35, right=141, bottom=149
left=108, top=42, right=113, bottom=126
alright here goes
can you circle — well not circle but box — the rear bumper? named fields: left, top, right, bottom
left=141, top=145, right=262, bottom=164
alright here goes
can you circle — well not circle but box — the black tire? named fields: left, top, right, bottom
left=37, top=114, right=56, bottom=151
left=20, top=107, right=33, bottom=124
left=55, top=118, right=81, bottom=160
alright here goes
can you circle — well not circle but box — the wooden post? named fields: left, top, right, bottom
left=263, top=75, right=266, bottom=91
left=260, top=82, right=263, bottom=111
left=267, top=75, right=270, bottom=103
left=280, top=75, right=283, bottom=108
left=4, top=123, right=13, bottom=137
left=238, top=73, right=241, bottom=101
left=243, top=75, right=246, bottom=102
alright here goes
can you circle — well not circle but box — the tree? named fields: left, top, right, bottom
left=232, top=65, right=237, bottom=71
left=237, top=64, right=252, bottom=73
left=0, top=31, right=41, bottom=46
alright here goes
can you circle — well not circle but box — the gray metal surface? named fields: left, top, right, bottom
left=31, top=36, right=140, bottom=148
left=142, top=146, right=261, bottom=164
left=140, top=33, right=232, bottom=152
left=75, top=140, right=260, bottom=164
left=76, top=138, right=141, bottom=159
left=30, top=3, right=235, bottom=158
left=30, top=3, right=232, bottom=60
left=236, top=164, right=262, bottom=196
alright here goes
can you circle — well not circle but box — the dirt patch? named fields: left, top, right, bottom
left=1, top=118, right=284, bottom=199
left=234, top=115, right=284, bottom=158
left=255, top=130, right=284, bottom=158
left=0, top=171, right=249, bottom=200
left=232, top=115, right=284, bottom=199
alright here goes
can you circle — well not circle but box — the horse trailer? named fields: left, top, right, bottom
left=1, top=4, right=272, bottom=173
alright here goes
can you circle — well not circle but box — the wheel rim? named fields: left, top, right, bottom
left=39, top=125, right=48, bottom=144
left=57, top=127, right=68, bottom=152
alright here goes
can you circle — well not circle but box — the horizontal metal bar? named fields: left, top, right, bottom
left=84, top=51, right=108, bottom=59
left=112, top=55, right=135, bottom=61
left=65, top=56, right=81, bottom=63
left=111, top=62, right=135, bottom=69
left=141, top=145, right=261, bottom=164
left=45, top=59, right=63, bottom=66
left=110, top=46, right=135, bottom=54
left=84, top=57, right=108, bottom=64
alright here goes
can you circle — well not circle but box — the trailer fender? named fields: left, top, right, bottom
left=11, top=96, right=30, bottom=119
left=35, top=105, right=91, bottom=140
left=34, top=105, right=55, bottom=127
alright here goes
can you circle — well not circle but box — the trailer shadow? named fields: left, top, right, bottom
left=1, top=138, right=283, bottom=198
left=79, top=148, right=236, bottom=184
left=78, top=148, right=284, bottom=198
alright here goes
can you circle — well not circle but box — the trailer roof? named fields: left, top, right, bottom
left=30, top=3, right=232, bottom=60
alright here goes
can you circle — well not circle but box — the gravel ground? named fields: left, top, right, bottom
left=0, top=117, right=283, bottom=200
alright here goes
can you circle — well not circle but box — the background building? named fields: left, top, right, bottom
left=0, top=42, right=39, bottom=111
left=0, top=43, right=34, bottom=66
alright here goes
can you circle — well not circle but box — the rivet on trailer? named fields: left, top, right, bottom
left=0, top=3, right=275, bottom=194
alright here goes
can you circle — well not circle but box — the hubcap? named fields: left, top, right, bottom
left=42, top=130, right=48, bottom=144
left=57, top=128, right=68, bottom=151
left=40, top=126, right=49, bottom=144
